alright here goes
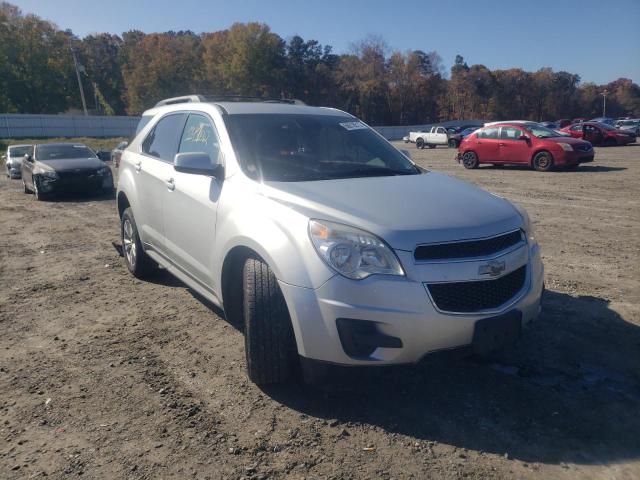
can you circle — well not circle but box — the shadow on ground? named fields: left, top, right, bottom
left=261, top=290, right=640, bottom=466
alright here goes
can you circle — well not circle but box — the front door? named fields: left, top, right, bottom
left=474, top=126, right=501, bottom=162
left=498, top=126, right=530, bottom=164
left=162, top=113, right=223, bottom=290
left=137, top=112, right=187, bottom=254
left=583, top=125, right=604, bottom=145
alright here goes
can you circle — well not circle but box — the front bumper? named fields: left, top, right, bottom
left=280, top=242, right=544, bottom=366
left=558, top=150, right=594, bottom=165
left=38, top=171, right=113, bottom=194
left=6, top=164, right=21, bottom=178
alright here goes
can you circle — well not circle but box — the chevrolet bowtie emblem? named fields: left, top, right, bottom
left=478, top=260, right=506, bottom=277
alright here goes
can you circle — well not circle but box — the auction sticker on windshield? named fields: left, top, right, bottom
left=339, top=121, right=368, bottom=131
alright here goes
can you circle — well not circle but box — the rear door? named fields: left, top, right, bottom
left=498, top=126, right=530, bottom=164
left=474, top=126, right=501, bottom=162
left=162, top=112, right=223, bottom=289
left=567, top=124, right=584, bottom=139
left=137, top=112, right=186, bottom=254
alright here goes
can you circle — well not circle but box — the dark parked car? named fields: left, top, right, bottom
left=21, top=143, right=114, bottom=200
left=561, top=122, right=636, bottom=146
left=448, top=127, right=480, bottom=147
left=588, top=117, right=615, bottom=126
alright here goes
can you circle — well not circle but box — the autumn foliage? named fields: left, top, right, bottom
left=1, top=2, right=639, bottom=124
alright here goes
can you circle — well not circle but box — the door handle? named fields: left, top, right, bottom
left=499, top=143, right=506, bottom=146
left=166, top=177, right=175, bottom=191
left=134, top=161, right=142, bottom=172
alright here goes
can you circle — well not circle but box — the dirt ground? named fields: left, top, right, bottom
left=1, top=142, right=639, bottom=480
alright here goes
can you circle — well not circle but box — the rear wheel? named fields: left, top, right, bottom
left=416, top=138, right=424, bottom=149
left=243, top=257, right=298, bottom=384
left=462, top=151, right=479, bottom=169
left=121, top=207, right=157, bottom=279
left=532, top=151, right=554, bottom=172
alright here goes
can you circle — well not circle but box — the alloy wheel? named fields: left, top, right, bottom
left=123, top=218, right=137, bottom=267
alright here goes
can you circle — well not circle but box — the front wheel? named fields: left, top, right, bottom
left=121, top=207, right=157, bottom=279
left=462, top=151, right=479, bottom=169
left=532, top=151, right=554, bottom=172
left=32, top=176, right=45, bottom=201
left=243, top=257, right=298, bottom=384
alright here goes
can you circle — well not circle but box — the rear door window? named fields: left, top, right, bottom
left=142, top=113, right=186, bottom=162
left=478, top=127, right=499, bottom=139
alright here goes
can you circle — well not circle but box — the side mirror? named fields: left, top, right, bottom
left=23, top=154, right=32, bottom=162
left=174, top=152, right=223, bottom=177
left=518, top=135, right=530, bottom=141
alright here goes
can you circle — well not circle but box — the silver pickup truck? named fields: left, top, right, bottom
left=408, top=126, right=450, bottom=149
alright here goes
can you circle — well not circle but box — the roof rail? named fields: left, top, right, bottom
left=154, top=94, right=306, bottom=108
left=154, top=95, right=207, bottom=107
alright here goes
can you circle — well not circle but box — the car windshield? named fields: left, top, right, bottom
left=225, top=114, right=421, bottom=182
left=620, top=120, right=638, bottom=126
left=36, top=144, right=96, bottom=160
left=9, top=146, right=30, bottom=157
left=527, top=124, right=563, bottom=138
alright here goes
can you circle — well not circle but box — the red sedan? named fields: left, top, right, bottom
left=457, top=122, right=594, bottom=172
left=561, top=122, right=636, bottom=146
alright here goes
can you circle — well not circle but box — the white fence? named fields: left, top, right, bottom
left=0, top=113, right=436, bottom=141
left=0, top=114, right=141, bottom=139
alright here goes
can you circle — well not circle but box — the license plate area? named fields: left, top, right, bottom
left=472, top=310, right=522, bottom=355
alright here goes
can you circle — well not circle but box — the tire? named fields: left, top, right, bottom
left=462, top=151, right=479, bottom=169
left=449, top=139, right=458, bottom=148
left=416, top=138, right=424, bottom=149
left=121, top=207, right=156, bottom=279
left=532, top=151, right=554, bottom=172
left=604, top=138, right=617, bottom=147
left=243, top=257, right=298, bottom=385
left=427, top=144, right=436, bottom=149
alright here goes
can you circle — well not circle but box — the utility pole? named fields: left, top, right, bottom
left=70, top=40, right=88, bottom=116
left=601, top=89, right=608, bottom=118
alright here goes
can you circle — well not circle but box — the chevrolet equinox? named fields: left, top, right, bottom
left=116, top=95, right=544, bottom=384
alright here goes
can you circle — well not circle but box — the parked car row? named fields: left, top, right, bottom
left=2, top=142, right=114, bottom=200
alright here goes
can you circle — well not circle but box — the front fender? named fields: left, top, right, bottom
left=214, top=185, right=335, bottom=291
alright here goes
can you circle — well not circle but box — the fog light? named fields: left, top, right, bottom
left=336, top=318, right=402, bottom=358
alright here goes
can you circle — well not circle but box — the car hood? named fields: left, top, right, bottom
left=263, top=172, right=523, bottom=251
left=36, top=157, right=104, bottom=171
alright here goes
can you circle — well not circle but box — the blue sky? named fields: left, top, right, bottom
left=11, top=0, right=640, bottom=84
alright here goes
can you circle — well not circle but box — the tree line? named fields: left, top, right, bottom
left=1, top=2, right=639, bottom=124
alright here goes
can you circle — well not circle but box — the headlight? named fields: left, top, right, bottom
left=40, top=171, right=59, bottom=180
left=513, top=203, right=535, bottom=244
left=308, top=219, right=404, bottom=280
left=558, top=142, right=573, bottom=152
left=97, top=167, right=111, bottom=176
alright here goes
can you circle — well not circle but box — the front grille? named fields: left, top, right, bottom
left=415, top=230, right=523, bottom=261
left=427, top=265, right=526, bottom=313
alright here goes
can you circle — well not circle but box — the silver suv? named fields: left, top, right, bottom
left=116, top=95, right=544, bottom=385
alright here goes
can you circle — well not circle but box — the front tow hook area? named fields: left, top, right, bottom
left=336, top=318, right=403, bottom=359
